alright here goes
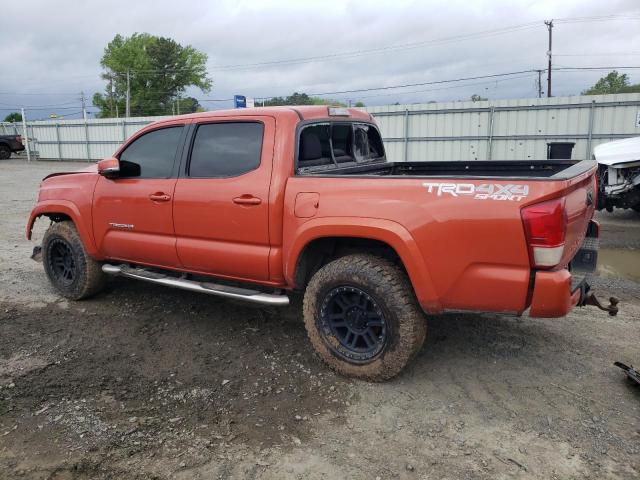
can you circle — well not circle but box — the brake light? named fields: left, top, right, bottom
left=16, top=135, right=22, bottom=143
left=521, top=197, right=567, bottom=269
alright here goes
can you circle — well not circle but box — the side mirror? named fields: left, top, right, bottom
left=97, top=157, right=120, bottom=179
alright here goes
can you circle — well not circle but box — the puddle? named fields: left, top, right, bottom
left=597, top=248, right=640, bottom=282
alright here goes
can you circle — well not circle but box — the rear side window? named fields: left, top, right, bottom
left=189, top=122, right=264, bottom=178
left=118, top=126, right=183, bottom=178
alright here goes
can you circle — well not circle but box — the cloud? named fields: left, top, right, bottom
left=1, top=0, right=639, bottom=119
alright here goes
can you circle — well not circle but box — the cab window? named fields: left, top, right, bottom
left=118, top=126, right=183, bottom=178
left=188, top=122, right=264, bottom=178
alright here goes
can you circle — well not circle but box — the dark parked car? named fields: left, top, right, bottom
left=0, top=134, right=25, bottom=159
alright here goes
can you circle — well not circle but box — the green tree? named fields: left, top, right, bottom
left=262, top=92, right=346, bottom=107
left=3, top=112, right=22, bottom=123
left=92, top=33, right=212, bottom=117
left=354, top=101, right=366, bottom=107
left=582, top=71, right=640, bottom=95
left=179, top=97, right=204, bottom=113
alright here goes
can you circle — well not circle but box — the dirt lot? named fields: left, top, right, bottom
left=1, top=160, right=639, bottom=479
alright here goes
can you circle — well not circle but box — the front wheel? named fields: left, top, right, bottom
left=42, top=221, right=106, bottom=300
left=303, top=254, right=427, bottom=381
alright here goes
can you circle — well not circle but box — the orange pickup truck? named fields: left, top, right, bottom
left=27, top=106, right=614, bottom=380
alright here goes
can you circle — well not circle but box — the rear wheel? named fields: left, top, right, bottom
left=303, top=254, right=426, bottom=381
left=0, top=145, right=11, bottom=160
left=42, top=221, right=106, bottom=300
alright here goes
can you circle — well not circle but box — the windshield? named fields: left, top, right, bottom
left=297, top=122, right=385, bottom=172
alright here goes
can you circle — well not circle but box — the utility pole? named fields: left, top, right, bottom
left=536, top=70, right=543, bottom=98
left=80, top=91, right=87, bottom=121
left=109, top=76, right=114, bottom=117
left=125, top=69, right=131, bottom=118
left=21, top=108, right=31, bottom=162
left=545, top=19, right=553, bottom=97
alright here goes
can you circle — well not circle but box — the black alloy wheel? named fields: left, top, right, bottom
left=318, top=285, right=388, bottom=363
left=47, top=238, right=77, bottom=287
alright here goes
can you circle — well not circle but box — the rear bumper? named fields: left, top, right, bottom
left=528, top=220, right=599, bottom=318
left=528, top=269, right=581, bottom=317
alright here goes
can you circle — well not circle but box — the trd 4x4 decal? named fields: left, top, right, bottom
left=422, top=182, right=529, bottom=201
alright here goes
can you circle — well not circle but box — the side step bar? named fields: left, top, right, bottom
left=102, top=264, right=289, bottom=306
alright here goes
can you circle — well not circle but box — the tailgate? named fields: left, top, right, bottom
left=520, top=160, right=598, bottom=275
left=557, top=162, right=598, bottom=268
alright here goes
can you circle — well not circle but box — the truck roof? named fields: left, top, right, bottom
left=171, top=105, right=372, bottom=122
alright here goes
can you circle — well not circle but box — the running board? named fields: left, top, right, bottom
left=101, top=264, right=289, bottom=306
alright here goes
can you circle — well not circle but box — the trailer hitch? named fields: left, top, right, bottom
left=583, top=291, right=619, bottom=316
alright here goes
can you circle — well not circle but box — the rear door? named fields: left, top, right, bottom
left=93, top=124, right=187, bottom=267
left=172, top=117, right=275, bottom=281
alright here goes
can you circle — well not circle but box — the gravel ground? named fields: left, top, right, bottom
left=1, top=160, right=639, bottom=479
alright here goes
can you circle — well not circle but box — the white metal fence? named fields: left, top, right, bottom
left=367, top=93, right=640, bottom=162
left=5, top=93, right=640, bottom=162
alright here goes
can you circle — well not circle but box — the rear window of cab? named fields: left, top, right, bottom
left=298, top=122, right=385, bottom=171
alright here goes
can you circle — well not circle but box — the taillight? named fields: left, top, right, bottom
left=16, top=135, right=22, bottom=143
left=521, top=197, right=567, bottom=269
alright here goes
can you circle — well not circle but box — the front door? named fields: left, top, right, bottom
left=173, top=117, right=274, bottom=281
left=93, top=124, right=186, bottom=267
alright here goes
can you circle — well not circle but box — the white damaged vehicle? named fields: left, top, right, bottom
left=594, top=136, right=640, bottom=212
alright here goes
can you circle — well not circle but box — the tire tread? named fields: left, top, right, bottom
left=303, top=254, right=426, bottom=381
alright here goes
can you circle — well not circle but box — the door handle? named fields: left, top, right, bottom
left=149, top=192, right=171, bottom=202
left=233, top=195, right=262, bottom=206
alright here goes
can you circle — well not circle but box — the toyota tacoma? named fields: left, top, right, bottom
left=27, top=106, right=614, bottom=380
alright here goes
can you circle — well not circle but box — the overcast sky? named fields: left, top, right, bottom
left=1, top=0, right=639, bottom=120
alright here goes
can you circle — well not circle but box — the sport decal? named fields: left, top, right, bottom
left=422, top=182, right=529, bottom=201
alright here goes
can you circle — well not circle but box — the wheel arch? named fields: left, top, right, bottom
left=26, top=200, right=99, bottom=257
left=286, top=217, right=439, bottom=312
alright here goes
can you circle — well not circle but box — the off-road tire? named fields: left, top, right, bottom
left=42, top=221, right=106, bottom=300
left=0, top=145, right=11, bottom=160
left=303, top=254, right=427, bottom=381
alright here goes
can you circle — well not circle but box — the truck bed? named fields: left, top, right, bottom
left=298, top=159, right=596, bottom=181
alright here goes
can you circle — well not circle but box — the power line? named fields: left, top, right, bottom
left=0, top=92, right=79, bottom=96
left=2, top=65, right=638, bottom=112
left=0, top=100, right=79, bottom=108
left=555, top=52, right=640, bottom=57
left=305, top=70, right=539, bottom=97
left=554, top=13, right=640, bottom=24
left=209, top=14, right=640, bottom=71
left=555, top=66, right=640, bottom=71
left=209, top=23, right=543, bottom=70
left=88, top=14, right=639, bottom=77
left=197, top=70, right=538, bottom=102
left=0, top=105, right=84, bottom=111
left=328, top=74, right=538, bottom=101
